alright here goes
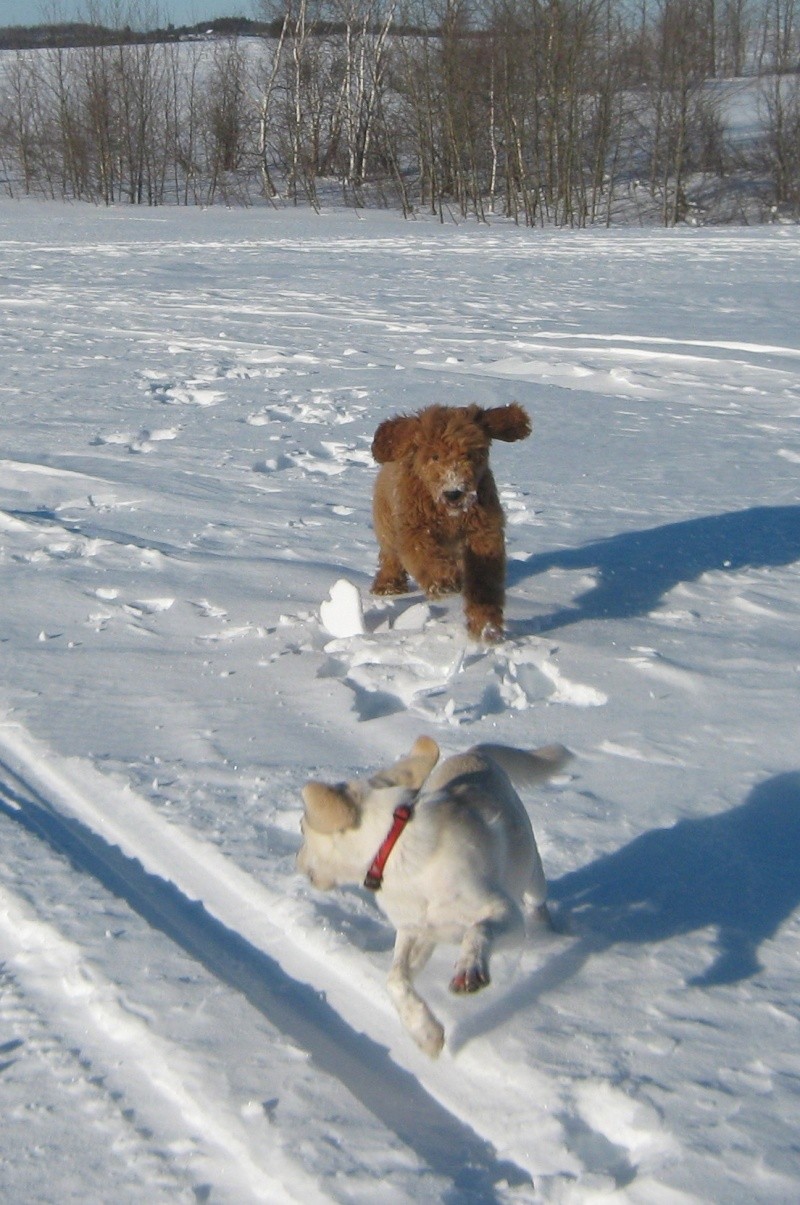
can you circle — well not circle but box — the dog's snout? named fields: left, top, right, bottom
left=443, top=488, right=465, bottom=504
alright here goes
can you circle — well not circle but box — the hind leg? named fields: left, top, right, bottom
left=450, top=897, right=525, bottom=994
left=524, top=898, right=554, bottom=930
left=522, top=836, right=552, bottom=930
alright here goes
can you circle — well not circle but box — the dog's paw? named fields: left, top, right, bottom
left=449, top=965, right=490, bottom=994
left=467, top=618, right=504, bottom=644
left=372, top=573, right=410, bottom=596
left=465, top=604, right=504, bottom=643
left=413, top=1015, right=445, bottom=1058
left=479, top=622, right=504, bottom=644
left=423, top=577, right=461, bottom=599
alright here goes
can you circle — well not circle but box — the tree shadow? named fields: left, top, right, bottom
left=450, top=772, right=800, bottom=1051
left=507, top=505, right=800, bottom=633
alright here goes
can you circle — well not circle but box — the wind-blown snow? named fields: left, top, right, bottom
left=1, top=197, right=799, bottom=1203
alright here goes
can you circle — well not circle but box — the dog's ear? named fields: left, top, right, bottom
left=302, top=782, right=359, bottom=834
left=372, top=414, right=418, bottom=463
left=369, top=735, right=440, bottom=790
left=478, top=403, right=532, bottom=443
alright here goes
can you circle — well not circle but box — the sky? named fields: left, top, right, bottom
left=0, top=0, right=257, bottom=28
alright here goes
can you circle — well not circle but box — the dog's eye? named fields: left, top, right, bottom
left=429, top=453, right=440, bottom=463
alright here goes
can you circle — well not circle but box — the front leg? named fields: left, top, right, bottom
left=462, top=529, right=506, bottom=642
left=372, top=548, right=411, bottom=595
left=387, top=930, right=444, bottom=1057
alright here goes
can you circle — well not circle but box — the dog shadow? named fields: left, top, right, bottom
left=450, top=772, right=800, bottom=1051
left=507, top=505, right=800, bottom=632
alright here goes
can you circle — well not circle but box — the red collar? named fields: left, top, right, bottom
left=363, top=801, right=414, bottom=891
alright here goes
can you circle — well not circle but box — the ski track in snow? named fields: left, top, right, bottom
left=2, top=203, right=800, bottom=1202
left=0, top=723, right=531, bottom=1203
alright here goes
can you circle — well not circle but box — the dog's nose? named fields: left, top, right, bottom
left=443, top=488, right=464, bottom=504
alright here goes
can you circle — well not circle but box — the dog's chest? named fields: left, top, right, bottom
left=379, top=880, right=488, bottom=942
left=375, top=827, right=490, bottom=940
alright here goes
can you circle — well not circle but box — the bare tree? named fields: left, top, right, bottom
left=3, top=53, right=45, bottom=196
left=638, top=0, right=723, bottom=223
left=756, top=0, right=800, bottom=212
left=717, top=0, right=752, bottom=75
left=335, top=0, right=396, bottom=200
left=255, top=15, right=290, bottom=198
left=0, top=0, right=795, bottom=221
left=204, top=37, right=250, bottom=202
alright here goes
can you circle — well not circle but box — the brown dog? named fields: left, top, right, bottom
left=371, top=403, right=531, bottom=641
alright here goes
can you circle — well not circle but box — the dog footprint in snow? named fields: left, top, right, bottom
left=566, top=1080, right=678, bottom=1182
left=499, top=486, right=544, bottom=528
left=124, top=597, right=175, bottom=618
left=190, top=599, right=228, bottom=621
left=247, top=388, right=367, bottom=429
left=84, top=589, right=175, bottom=632
left=144, top=376, right=224, bottom=407
left=91, top=427, right=179, bottom=454
left=254, top=441, right=371, bottom=478
left=500, top=646, right=608, bottom=709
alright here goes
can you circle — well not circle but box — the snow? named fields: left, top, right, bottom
left=321, top=579, right=366, bottom=639
left=1, top=195, right=800, bottom=1203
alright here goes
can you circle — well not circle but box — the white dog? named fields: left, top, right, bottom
left=297, top=736, right=570, bottom=1057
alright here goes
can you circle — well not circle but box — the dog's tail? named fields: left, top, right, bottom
left=472, top=742, right=572, bottom=787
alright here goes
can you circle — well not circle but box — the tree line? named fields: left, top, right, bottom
left=1, top=0, right=798, bottom=225
left=0, top=17, right=289, bottom=51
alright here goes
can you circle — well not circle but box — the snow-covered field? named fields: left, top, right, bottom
left=1, top=197, right=799, bottom=1203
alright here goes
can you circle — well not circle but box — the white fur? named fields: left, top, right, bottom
left=298, top=736, right=570, bottom=1056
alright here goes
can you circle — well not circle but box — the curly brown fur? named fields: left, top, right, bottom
left=370, top=403, right=531, bottom=642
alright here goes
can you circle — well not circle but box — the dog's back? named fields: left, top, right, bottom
left=386, top=743, right=570, bottom=922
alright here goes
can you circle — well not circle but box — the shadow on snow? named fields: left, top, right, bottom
left=452, top=771, right=800, bottom=1050
left=507, top=505, right=800, bottom=632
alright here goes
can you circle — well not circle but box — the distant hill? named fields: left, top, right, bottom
left=0, top=17, right=283, bottom=50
